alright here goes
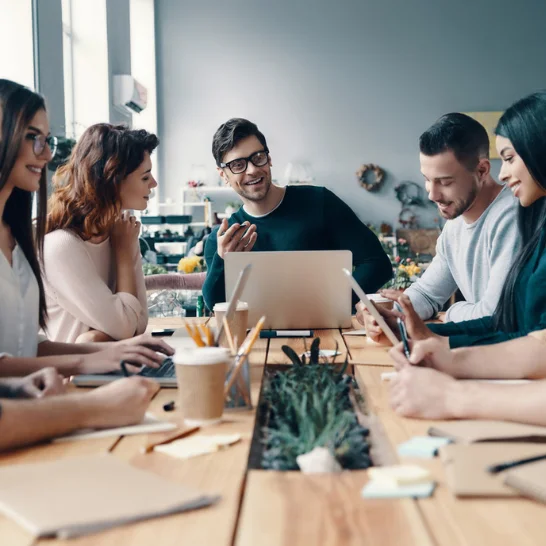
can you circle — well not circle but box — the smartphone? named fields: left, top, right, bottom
left=396, top=318, right=411, bottom=359
left=151, top=329, right=175, bottom=337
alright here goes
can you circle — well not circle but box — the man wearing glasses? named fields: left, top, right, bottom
left=202, top=117, right=392, bottom=310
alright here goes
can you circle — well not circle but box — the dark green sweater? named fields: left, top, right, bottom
left=430, top=227, right=546, bottom=348
left=202, top=186, right=392, bottom=310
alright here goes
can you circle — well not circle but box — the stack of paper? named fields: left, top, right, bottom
left=362, top=465, right=436, bottom=499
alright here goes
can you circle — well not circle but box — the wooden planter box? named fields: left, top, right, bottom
left=247, top=363, right=395, bottom=472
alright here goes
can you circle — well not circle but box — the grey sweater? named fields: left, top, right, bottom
left=406, top=185, right=519, bottom=321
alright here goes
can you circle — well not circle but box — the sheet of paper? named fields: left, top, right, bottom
left=342, top=329, right=367, bottom=336
left=154, top=434, right=241, bottom=460
left=53, top=413, right=177, bottom=443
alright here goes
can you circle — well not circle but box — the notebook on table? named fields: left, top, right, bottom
left=0, top=454, right=218, bottom=539
left=504, top=459, right=546, bottom=503
left=428, top=420, right=546, bottom=443
left=439, top=443, right=546, bottom=497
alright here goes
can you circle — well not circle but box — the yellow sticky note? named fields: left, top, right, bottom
left=368, top=465, right=431, bottom=487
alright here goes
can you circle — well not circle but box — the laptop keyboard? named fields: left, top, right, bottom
left=139, top=357, right=175, bottom=378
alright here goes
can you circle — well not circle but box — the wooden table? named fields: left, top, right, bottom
left=1, top=319, right=545, bottom=545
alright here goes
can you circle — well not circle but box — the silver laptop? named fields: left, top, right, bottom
left=224, top=250, right=352, bottom=329
left=71, top=329, right=196, bottom=388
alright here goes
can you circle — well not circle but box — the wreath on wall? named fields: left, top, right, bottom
left=356, top=163, right=385, bottom=192
left=398, top=207, right=418, bottom=228
left=394, top=181, right=425, bottom=206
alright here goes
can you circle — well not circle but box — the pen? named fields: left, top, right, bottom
left=120, top=360, right=130, bottom=377
left=260, top=330, right=313, bottom=338
left=397, top=318, right=411, bottom=360
left=141, top=425, right=200, bottom=454
left=487, top=453, right=546, bottom=474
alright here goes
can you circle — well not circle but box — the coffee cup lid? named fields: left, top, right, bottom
left=213, top=301, right=248, bottom=312
left=174, top=347, right=230, bottom=365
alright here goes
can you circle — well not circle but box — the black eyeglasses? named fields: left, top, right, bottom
left=30, top=134, right=58, bottom=159
left=220, top=149, right=269, bottom=174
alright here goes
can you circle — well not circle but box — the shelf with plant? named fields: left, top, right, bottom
left=248, top=338, right=373, bottom=472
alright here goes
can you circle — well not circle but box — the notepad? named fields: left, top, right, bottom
left=53, top=413, right=177, bottom=443
left=504, top=459, right=546, bottom=503
left=397, top=436, right=451, bottom=458
left=368, top=465, right=432, bottom=487
left=0, top=455, right=219, bottom=538
left=428, top=420, right=546, bottom=443
left=362, top=481, right=436, bottom=499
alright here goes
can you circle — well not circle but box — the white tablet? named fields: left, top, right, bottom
left=342, top=268, right=400, bottom=345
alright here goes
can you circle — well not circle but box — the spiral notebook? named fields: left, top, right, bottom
left=0, top=455, right=219, bottom=538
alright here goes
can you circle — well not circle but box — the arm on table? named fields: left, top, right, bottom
left=0, top=377, right=158, bottom=452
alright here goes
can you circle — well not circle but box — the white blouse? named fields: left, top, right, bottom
left=0, top=245, right=40, bottom=358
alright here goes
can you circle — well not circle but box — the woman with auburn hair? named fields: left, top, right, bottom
left=0, top=79, right=172, bottom=378
left=43, top=123, right=159, bottom=343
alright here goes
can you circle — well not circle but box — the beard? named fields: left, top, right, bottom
left=437, top=182, right=480, bottom=220
left=238, top=176, right=272, bottom=202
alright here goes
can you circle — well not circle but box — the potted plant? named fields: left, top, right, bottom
left=248, top=338, right=372, bottom=471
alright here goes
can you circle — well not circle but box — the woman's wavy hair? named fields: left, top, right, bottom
left=47, top=123, right=159, bottom=239
left=493, top=91, right=546, bottom=331
left=0, top=79, right=48, bottom=329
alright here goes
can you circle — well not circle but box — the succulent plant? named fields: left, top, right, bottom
left=261, top=337, right=372, bottom=471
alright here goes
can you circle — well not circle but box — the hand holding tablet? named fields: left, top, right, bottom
left=342, top=269, right=400, bottom=345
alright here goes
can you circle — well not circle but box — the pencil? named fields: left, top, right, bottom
left=184, top=321, right=205, bottom=347
left=141, top=425, right=200, bottom=454
left=201, top=324, right=214, bottom=347
left=222, top=317, right=237, bottom=354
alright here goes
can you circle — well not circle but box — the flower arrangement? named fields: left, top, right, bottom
left=391, top=259, right=422, bottom=290
left=177, top=255, right=206, bottom=274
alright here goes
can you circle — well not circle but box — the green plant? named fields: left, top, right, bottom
left=142, top=263, right=168, bottom=276
left=261, top=338, right=371, bottom=471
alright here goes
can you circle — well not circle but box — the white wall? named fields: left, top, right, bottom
left=155, top=0, right=546, bottom=228
left=0, top=0, right=34, bottom=88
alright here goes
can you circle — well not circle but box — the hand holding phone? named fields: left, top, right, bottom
left=397, top=318, right=411, bottom=360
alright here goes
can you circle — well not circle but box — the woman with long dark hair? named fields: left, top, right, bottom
left=43, top=124, right=159, bottom=343
left=396, top=91, right=546, bottom=349
left=0, top=79, right=171, bottom=377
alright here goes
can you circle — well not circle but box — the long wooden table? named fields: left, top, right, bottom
left=1, top=318, right=545, bottom=545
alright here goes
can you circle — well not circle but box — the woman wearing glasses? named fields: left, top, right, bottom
left=43, top=124, right=159, bottom=343
left=0, top=79, right=172, bottom=377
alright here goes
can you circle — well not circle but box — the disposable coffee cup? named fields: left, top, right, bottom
left=174, top=347, right=230, bottom=426
left=368, top=293, right=394, bottom=312
left=213, top=301, right=249, bottom=350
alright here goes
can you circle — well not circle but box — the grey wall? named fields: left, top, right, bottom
left=155, top=0, right=546, bottom=228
